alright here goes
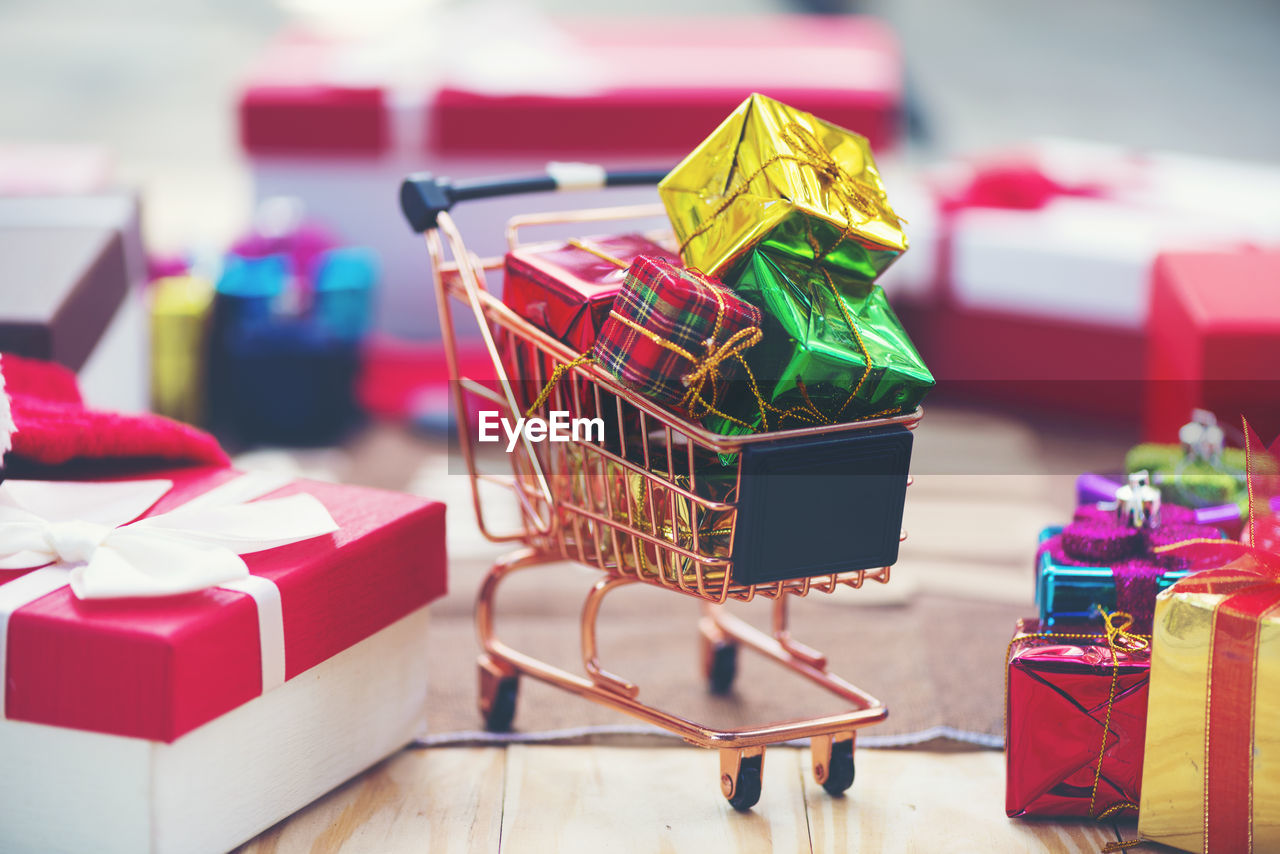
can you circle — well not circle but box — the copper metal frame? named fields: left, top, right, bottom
left=423, top=201, right=921, bottom=806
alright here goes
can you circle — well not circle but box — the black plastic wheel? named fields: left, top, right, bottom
left=707, top=641, right=739, bottom=695
left=727, top=755, right=763, bottom=811
left=482, top=676, right=519, bottom=732
left=821, top=740, right=856, bottom=796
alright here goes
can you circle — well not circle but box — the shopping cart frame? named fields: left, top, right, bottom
left=401, top=166, right=922, bottom=809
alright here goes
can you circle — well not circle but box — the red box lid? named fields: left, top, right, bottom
left=1152, top=250, right=1280, bottom=346
left=239, top=16, right=902, bottom=157
left=503, top=233, right=679, bottom=351
left=238, top=35, right=389, bottom=156
left=1145, top=249, right=1280, bottom=440
left=1, top=466, right=447, bottom=742
left=432, top=17, right=901, bottom=157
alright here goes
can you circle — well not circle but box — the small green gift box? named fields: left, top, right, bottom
left=704, top=249, right=933, bottom=440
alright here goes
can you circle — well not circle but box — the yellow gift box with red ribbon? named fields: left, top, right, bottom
left=1138, top=421, right=1280, bottom=852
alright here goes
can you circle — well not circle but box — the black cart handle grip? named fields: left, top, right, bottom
left=399, top=163, right=669, bottom=233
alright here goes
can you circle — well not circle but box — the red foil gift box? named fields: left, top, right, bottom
left=0, top=465, right=447, bottom=742
left=1005, top=617, right=1150, bottom=819
left=1144, top=249, right=1280, bottom=444
left=503, top=233, right=680, bottom=352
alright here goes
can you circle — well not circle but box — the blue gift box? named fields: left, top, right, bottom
left=1034, top=526, right=1190, bottom=630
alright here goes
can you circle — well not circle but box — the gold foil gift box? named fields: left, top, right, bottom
left=1138, top=555, right=1280, bottom=852
left=658, top=93, right=907, bottom=283
left=552, top=441, right=735, bottom=588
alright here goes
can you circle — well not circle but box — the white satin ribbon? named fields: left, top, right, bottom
left=0, top=473, right=339, bottom=717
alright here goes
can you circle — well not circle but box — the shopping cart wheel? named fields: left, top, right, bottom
left=812, top=735, right=856, bottom=797
left=478, top=656, right=520, bottom=732
left=702, top=637, right=739, bottom=695
left=720, top=749, right=764, bottom=811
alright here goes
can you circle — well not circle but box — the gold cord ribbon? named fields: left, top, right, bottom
left=525, top=253, right=765, bottom=426
left=525, top=354, right=592, bottom=417
left=1004, top=610, right=1150, bottom=827
left=1089, top=609, right=1149, bottom=821
left=567, top=238, right=630, bottom=270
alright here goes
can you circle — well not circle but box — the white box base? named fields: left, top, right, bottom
left=78, top=283, right=149, bottom=414
left=947, top=140, right=1280, bottom=330
left=0, top=605, right=432, bottom=854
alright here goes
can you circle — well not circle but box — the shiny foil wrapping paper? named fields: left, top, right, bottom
left=1005, top=618, right=1150, bottom=818
left=1036, top=526, right=1188, bottom=630
left=658, top=93, right=907, bottom=281
left=1138, top=565, right=1280, bottom=853
left=503, top=233, right=680, bottom=351
left=704, top=249, right=933, bottom=439
left=1035, top=509, right=1224, bottom=630
left=553, top=443, right=735, bottom=587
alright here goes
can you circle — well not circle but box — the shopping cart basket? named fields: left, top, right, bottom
left=401, top=166, right=923, bottom=810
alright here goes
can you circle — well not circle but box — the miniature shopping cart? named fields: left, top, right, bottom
left=400, top=167, right=923, bottom=810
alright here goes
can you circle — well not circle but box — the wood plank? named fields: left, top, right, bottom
left=499, top=745, right=812, bottom=854
left=234, top=747, right=503, bottom=854
left=802, top=748, right=1117, bottom=853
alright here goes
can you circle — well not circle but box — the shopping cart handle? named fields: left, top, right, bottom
left=399, top=165, right=670, bottom=233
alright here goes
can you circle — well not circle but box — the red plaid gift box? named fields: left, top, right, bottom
left=592, top=256, right=761, bottom=414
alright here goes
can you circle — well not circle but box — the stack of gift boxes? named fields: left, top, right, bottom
left=1007, top=409, right=1280, bottom=851
left=499, top=94, right=935, bottom=588
left=501, top=93, right=934, bottom=458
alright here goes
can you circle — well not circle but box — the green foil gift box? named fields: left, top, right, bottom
left=657, top=93, right=908, bottom=282
left=704, top=250, right=934, bottom=439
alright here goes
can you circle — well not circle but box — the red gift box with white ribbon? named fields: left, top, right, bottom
left=893, top=139, right=1280, bottom=422
left=0, top=466, right=447, bottom=854
left=0, top=353, right=448, bottom=854
left=0, top=466, right=446, bottom=742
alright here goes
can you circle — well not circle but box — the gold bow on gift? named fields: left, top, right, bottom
left=600, top=277, right=763, bottom=421
left=676, top=121, right=898, bottom=267
left=659, top=94, right=908, bottom=280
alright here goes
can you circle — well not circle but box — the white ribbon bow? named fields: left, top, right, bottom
left=0, top=474, right=338, bottom=599
left=0, top=473, right=340, bottom=717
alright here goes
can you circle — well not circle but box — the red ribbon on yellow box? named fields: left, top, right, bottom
left=1137, top=418, right=1280, bottom=853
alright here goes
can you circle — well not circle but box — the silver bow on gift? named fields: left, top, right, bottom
left=0, top=474, right=338, bottom=599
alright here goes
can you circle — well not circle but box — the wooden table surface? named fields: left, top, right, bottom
left=235, top=744, right=1134, bottom=853
left=226, top=413, right=1143, bottom=853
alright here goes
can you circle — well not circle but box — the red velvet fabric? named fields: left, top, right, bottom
left=1, top=352, right=229, bottom=468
